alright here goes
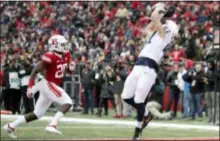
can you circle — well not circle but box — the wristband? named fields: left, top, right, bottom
left=28, top=78, right=35, bottom=88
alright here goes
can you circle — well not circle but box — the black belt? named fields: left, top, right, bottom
left=135, top=57, right=159, bottom=73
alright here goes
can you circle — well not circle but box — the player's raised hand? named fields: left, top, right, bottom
left=152, top=2, right=166, bottom=11
left=151, top=2, right=166, bottom=20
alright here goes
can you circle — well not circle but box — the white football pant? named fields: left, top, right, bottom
left=32, top=79, right=72, bottom=118
left=121, top=66, right=157, bottom=103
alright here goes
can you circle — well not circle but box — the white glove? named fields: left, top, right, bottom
left=27, top=87, right=33, bottom=99
left=151, top=2, right=166, bottom=20
left=152, top=2, right=166, bottom=10
left=68, top=61, right=76, bottom=72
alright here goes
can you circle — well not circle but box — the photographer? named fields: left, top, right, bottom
left=214, top=60, right=220, bottom=125
left=182, top=63, right=205, bottom=120
left=94, top=60, right=103, bottom=108
left=81, top=61, right=95, bottom=115
left=97, top=65, right=116, bottom=117
left=204, top=60, right=216, bottom=123
left=3, top=60, right=21, bottom=114
left=0, top=69, right=4, bottom=107
left=146, top=70, right=172, bottom=120
left=19, top=58, right=34, bottom=114
left=165, top=63, right=180, bottom=118
left=113, top=59, right=129, bottom=118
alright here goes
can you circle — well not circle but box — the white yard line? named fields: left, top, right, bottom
left=1, top=115, right=219, bottom=131
left=1, top=126, right=133, bottom=129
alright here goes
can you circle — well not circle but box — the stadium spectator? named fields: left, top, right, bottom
left=183, top=63, right=206, bottom=120
left=97, top=65, right=116, bottom=117
left=3, top=60, right=21, bottom=114
left=204, top=61, right=216, bottom=123
left=93, top=59, right=104, bottom=108
left=214, top=59, right=220, bottom=125
left=113, top=58, right=129, bottom=118
left=81, top=61, right=95, bottom=115
left=177, top=62, right=187, bottom=115
left=182, top=60, right=194, bottom=119
left=0, top=69, right=4, bottom=106
left=18, top=58, right=34, bottom=114
left=170, top=44, right=184, bottom=63
left=165, top=63, right=181, bottom=118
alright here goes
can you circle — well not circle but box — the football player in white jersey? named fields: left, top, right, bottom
left=121, top=3, right=179, bottom=140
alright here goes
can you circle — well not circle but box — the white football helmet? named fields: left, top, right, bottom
left=48, top=35, right=68, bottom=53
left=166, top=20, right=179, bottom=37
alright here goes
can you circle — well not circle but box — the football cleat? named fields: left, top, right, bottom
left=45, top=125, right=62, bottom=135
left=132, top=127, right=142, bottom=140
left=2, top=124, right=17, bottom=139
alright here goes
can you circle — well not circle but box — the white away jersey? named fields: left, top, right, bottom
left=139, top=24, right=173, bottom=64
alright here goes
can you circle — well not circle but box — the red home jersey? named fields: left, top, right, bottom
left=41, top=51, right=71, bottom=85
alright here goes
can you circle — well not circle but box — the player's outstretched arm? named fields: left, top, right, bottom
left=138, top=22, right=154, bottom=38
left=150, top=3, right=166, bottom=39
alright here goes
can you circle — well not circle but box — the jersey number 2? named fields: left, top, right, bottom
left=55, top=64, right=67, bottom=78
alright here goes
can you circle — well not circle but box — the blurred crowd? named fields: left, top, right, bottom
left=0, top=2, right=219, bottom=125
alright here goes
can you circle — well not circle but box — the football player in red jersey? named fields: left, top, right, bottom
left=3, top=35, right=75, bottom=138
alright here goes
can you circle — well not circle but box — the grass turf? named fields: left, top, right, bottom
left=1, top=117, right=219, bottom=140
left=50, top=110, right=216, bottom=125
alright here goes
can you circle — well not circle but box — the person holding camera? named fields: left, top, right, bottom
left=214, top=60, right=220, bottom=125
left=165, top=63, right=180, bottom=118
left=94, top=60, right=104, bottom=109
left=146, top=71, right=172, bottom=120
left=3, top=60, right=21, bottom=114
left=81, top=61, right=95, bottom=115
left=204, top=61, right=216, bottom=123
left=0, top=69, right=4, bottom=108
left=182, top=63, right=205, bottom=120
left=19, top=58, right=34, bottom=114
left=97, top=65, right=116, bottom=117
left=113, top=59, right=129, bottom=118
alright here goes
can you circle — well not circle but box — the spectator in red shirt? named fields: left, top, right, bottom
left=171, top=45, right=184, bottom=63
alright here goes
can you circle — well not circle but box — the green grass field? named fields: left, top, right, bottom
left=1, top=111, right=219, bottom=140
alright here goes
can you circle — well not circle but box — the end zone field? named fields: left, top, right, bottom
left=1, top=114, right=219, bottom=141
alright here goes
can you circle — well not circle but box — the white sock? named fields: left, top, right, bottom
left=49, top=111, right=64, bottom=126
left=136, top=121, right=143, bottom=128
left=9, top=116, right=26, bottom=128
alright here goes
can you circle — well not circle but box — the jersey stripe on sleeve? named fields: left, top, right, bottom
left=42, top=55, right=52, bottom=63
